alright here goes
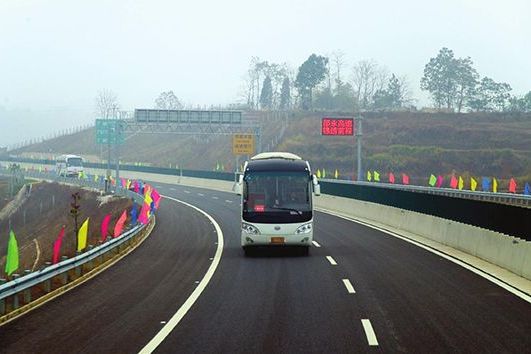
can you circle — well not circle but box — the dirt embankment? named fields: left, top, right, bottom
left=0, top=182, right=133, bottom=275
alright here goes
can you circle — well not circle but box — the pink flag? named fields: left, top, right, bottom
left=138, top=202, right=150, bottom=225
left=133, top=180, right=140, bottom=193
left=151, top=188, right=161, bottom=209
left=508, top=178, right=517, bottom=193
left=52, top=226, right=66, bottom=264
left=121, top=178, right=127, bottom=188
left=402, top=173, right=409, bottom=185
left=101, top=214, right=112, bottom=242
left=450, top=176, right=458, bottom=189
left=113, top=210, right=128, bottom=237
left=389, top=173, right=395, bottom=184
left=436, top=175, right=444, bottom=188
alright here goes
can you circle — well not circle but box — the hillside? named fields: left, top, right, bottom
left=11, top=111, right=531, bottom=183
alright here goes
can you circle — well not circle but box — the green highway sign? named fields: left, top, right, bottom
left=95, top=119, right=125, bottom=145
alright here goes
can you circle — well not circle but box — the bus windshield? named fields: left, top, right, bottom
left=243, top=171, right=312, bottom=223
left=67, top=157, right=82, bottom=167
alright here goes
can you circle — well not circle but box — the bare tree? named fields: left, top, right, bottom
left=351, top=60, right=389, bottom=110
left=95, top=89, right=119, bottom=119
left=331, top=50, right=346, bottom=93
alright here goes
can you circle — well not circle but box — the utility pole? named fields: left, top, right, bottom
left=356, top=116, right=363, bottom=181
left=70, top=192, right=81, bottom=252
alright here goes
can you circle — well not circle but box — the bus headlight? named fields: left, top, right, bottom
left=242, top=223, right=260, bottom=235
left=296, top=223, right=312, bottom=234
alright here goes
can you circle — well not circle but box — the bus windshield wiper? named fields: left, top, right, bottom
left=270, top=206, right=302, bottom=214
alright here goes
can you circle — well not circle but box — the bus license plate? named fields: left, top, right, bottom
left=271, top=237, right=285, bottom=244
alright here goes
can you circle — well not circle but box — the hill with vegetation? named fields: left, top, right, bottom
left=10, top=111, right=531, bottom=187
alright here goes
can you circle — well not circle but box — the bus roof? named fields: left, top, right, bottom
left=246, top=158, right=309, bottom=173
left=56, top=154, right=82, bottom=160
left=251, top=152, right=302, bottom=161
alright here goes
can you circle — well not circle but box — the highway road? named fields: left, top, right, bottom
left=0, top=182, right=530, bottom=353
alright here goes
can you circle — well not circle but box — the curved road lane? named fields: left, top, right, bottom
left=0, top=199, right=217, bottom=353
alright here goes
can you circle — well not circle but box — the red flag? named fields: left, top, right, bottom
left=450, top=175, right=458, bottom=189
left=389, top=173, right=395, bottom=184
left=121, top=178, right=127, bottom=188
left=52, top=226, right=66, bottom=264
left=402, top=173, right=409, bottom=185
left=436, top=175, right=444, bottom=188
left=139, top=202, right=150, bottom=224
left=151, top=188, right=161, bottom=209
left=508, top=178, right=517, bottom=193
left=133, top=180, right=140, bottom=193
left=113, top=210, right=128, bottom=237
left=101, top=214, right=111, bottom=242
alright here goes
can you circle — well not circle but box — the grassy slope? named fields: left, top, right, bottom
left=12, top=112, right=531, bottom=185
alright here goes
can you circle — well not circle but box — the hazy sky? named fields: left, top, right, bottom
left=1, top=0, right=530, bottom=146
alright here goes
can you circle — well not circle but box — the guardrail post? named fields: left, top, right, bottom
left=43, top=262, right=52, bottom=292
left=23, top=270, right=32, bottom=303
left=0, top=278, right=5, bottom=314
left=61, top=256, right=68, bottom=284
left=87, top=245, right=94, bottom=270
left=12, top=274, right=20, bottom=309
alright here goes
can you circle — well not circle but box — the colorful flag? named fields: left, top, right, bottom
left=493, top=178, right=498, bottom=193
left=367, top=171, right=372, bottom=182
left=450, top=176, right=458, bottom=189
left=126, top=179, right=132, bottom=189
left=402, top=173, right=409, bottom=185
left=524, top=182, right=530, bottom=195
left=458, top=176, right=464, bottom=190
left=428, top=174, right=436, bottom=187
left=436, top=175, right=444, bottom=188
left=508, top=178, right=517, bottom=193
left=322, top=168, right=327, bottom=178
left=482, top=177, right=491, bottom=192
left=139, top=202, right=150, bottom=225
left=114, top=210, right=127, bottom=237
left=373, top=171, right=380, bottom=182
left=130, top=204, right=138, bottom=225
left=77, top=218, right=89, bottom=252
left=388, top=173, right=395, bottom=184
left=334, top=169, right=339, bottom=179
left=316, top=169, right=321, bottom=178
left=151, top=188, right=161, bottom=209
left=121, top=178, right=127, bottom=188
left=133, top=180, right=140, bottom=193
left=101, top=214, right=111, bottom=242
left=5, top=230, right=19, bottom=276
left=52, top=226, right=65, bottom=264
left=94, top=174, right=99, bottom=182
left=470, top=177, right=478, bottom=191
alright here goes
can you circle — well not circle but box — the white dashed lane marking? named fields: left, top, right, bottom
left=184, top=190, right=191, bottom=194
left=212, top=196, right=219, bottom=200
left=361, top=319, right=379, bottom=346
left=198, top=193, right=204, bottom=197
left=225, top=200, right=233, bottom=203
left=326, top=256, right=337, bottom=265
left=342, top=279, right=356, bottom=294
left=312, top=241, right=321, bottom=247
left=169, top=187, right=177, bottom=191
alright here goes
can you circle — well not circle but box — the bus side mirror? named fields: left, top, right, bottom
left=312, top=175, right=321, bottom=196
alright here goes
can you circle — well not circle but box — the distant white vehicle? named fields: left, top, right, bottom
left=235, top=152, right=320, bottom=256
left=56, top=154, right=84, bottom=177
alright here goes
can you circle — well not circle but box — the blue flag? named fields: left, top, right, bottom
left=130, top=204, right=138, bottom=225
left=525, top=182, right=530, bottom=196
left=481, top=177, right=491, bottom=192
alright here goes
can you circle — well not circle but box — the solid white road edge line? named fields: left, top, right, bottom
left=139, top=195, right=224, bottom=354
left=342, top=279, right=356, bottom=294
left=361, top=319, right=379, bottom=346
left=315, top=207, right=531, bottom=304
left=312, top=240, right=321, bottom=247
left=326, top=256, right=337, bottom=265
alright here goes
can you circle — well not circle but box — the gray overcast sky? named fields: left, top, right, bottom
left=0, top=0, right=530, bottom=146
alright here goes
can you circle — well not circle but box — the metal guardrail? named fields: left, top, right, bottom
left=0, top=167, right=152, bottom=319
left=321, top=179, right=531, bottom=209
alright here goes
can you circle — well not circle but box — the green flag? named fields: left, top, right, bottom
left=374, top=171, right=380, bottom=182
left=5, top=230, right=19, bottom=276
left=367, top=171, right=372, bottom=181
left=429, top=174, right=437, bottom=186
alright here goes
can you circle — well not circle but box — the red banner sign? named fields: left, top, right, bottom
left=321, top=118, right=355, bottom=136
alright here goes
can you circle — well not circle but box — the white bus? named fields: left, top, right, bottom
left=56, top=154, right=84, bottom=177
left=235, top=152, right=320, bottom=256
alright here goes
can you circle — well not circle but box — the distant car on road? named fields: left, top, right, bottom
left=56, top=154, right=84, bottom=177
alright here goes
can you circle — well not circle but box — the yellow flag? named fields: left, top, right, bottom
left=94, top=174, right=99, bottom=182
left=493, top=178, right=498, bottom=193
left=470, top=177, right=477, bottom=191
left=126, top=179, right=132, bottom=189
left=317, top=169, right=321, bottom=178
left=374, top=171, right=380, bottom=182
left=458, top=176, right=464, bottom=190
left=77, top=218, right=89, bottom=252
left=367, top=171, right=372, bottom=181
left=334, top=169, right=339, bottom=179
left=322, top=168, right=326, bottom=178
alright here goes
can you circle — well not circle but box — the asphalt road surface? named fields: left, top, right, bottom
left=1, top=182, right=530, bottom=353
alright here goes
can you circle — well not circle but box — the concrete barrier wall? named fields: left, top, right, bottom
left=314, top=194, right=531, bottom=280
